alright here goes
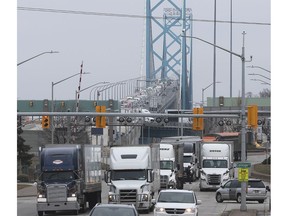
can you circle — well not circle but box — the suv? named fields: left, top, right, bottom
left=152, top=189, right=201, bottom=216
left=215, top=178, right=270, bottom=203
left=88, top=203, right=139, bottom=216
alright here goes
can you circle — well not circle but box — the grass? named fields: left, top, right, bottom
left=17, top=184, right=32, bottom=190
left=253, top=163, right=271, bottom=175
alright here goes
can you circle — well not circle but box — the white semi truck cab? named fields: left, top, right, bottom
left=199, top=141, right=234, bottom=191
left=159, top=143, right=176, bottom=189
left=104, top=144, right=160, bottom=212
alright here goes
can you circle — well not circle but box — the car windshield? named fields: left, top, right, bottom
left=158, top=192, right=195, bottom=203
left=90, top=207, right=136, bottom=216
left=248, top=181, right=265, bottom=188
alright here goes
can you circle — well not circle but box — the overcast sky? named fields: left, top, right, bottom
left=16, top=0, right=271, bottom=103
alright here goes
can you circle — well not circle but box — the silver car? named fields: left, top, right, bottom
left=215, top=178, right=270, bottom=203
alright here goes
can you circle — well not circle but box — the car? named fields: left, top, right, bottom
left=152, top=189, right=201, bottom=216
left=88, top=203, right=139, bottom=216
left=215, top=178, right=270, bottom=203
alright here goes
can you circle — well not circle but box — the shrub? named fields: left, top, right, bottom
left=17, top=174, right=29, bottom=182
left=262, top=156, right=271, bottom=165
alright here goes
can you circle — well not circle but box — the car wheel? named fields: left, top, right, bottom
left=236, top=194, right=241, bottom=203
left=258, top=200, right=264, bottom=203
left=38, top=211, right=43, bottom=216
left=216, top=193, right=223, bottom=203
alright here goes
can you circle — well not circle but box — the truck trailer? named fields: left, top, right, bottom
left=104, top=144, right=160, bottom=213
left=36, top=144, right=102, bottom=216
left=199, top=141, right=234, bottom=191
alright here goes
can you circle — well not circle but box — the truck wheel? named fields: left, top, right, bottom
left=216, top=193, right=223, bottom=203
left=258, top=200, right=264, bottom=203
left=236, top=194, right=241, bottom=203
left=37, top=211, right=43, bottom=216
left=73, top=210, right=79, bottom=215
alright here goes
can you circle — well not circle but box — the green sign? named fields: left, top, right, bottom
left=236, top=162, right=251, bottom=168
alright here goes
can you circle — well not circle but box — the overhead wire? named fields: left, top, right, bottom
left=17, top=7, right=270, bottom=26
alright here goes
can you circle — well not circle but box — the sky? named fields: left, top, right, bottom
left=16, top=0, right=271, bottom=103
left=1, top=0, right=288, bottom=214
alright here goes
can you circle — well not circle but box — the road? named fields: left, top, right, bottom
left=17, top=152, right=270, bottom=216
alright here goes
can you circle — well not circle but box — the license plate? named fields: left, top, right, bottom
left=254, top=190, right=259, bottom=193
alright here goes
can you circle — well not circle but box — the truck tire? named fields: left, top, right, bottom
left=38, top=211, right=44, bottom=216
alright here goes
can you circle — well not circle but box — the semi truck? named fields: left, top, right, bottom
left=36, top=144, right=102, bottom=216
left=161, top=136, right=202, bottom=183
left=104, top=144, right=160, bottom=213
left=159, top=143, right=185, bottom=189
left=199, top=141, right=234, bottom=191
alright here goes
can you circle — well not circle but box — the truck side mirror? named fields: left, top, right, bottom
left=104, top=171, right=111, bottom=183
left=147, top=170, right=153, bottom=183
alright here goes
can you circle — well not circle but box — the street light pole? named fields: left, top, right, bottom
left=17, top=50, right=59, bottom=66
left=182, top=32, right=252, bottom=211
left=248, top=73, right=270, bottom=80
left=247, top=65, right=271, bottom=73
left=51, top=72, right=89, bottom=144
left=250, top=78, right=271, bottom=85
left=202, top=81, right=221, bottom=107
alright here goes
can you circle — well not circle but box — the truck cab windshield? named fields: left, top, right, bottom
left=42, top=171, right=75, bottom=183
left=203, top=159, right=227, bottom=168
left=111, top=170, right=146, bottom=180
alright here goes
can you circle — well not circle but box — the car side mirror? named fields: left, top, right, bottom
left=266, top=185, right=270, bottom=192
left=197, top=200, right=202, bottom=205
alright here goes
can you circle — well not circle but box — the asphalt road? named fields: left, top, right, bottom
left=17, top=152, right=271, bottom=216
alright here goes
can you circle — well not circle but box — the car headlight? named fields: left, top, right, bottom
left=155, top=207, right=165, bottom=212
left=185, top=208, right=196, bottom=213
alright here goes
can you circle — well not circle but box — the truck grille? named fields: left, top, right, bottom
left=119, top=189, right=137, bottom=203
left=165, top=208, right=185, bottom=214
left=160, top=175, right=169, bottom=188
left=47, top=185, right=67, bottom=202
left=208, top=174, right=221, bottom=185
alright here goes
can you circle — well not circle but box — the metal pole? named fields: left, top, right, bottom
left=17, top=51, right=59, bottom=66
left=51, top=82, right=54, bottom=144
left=213, top=0, right=217, bottom=106
left=240, top=31, right=247, bottom=212
left=230, top=0, right=233, bottom=98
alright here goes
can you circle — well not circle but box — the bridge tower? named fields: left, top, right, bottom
left=145, top=0, right=193, bottom=109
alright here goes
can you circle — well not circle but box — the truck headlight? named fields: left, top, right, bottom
left=108, top=194, right=117, bottom=202
left=141, top=194, right=149, bottom=201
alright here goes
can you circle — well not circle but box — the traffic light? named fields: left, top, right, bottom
left=42, top=116, right=50, bottom=129
left=192, top=107, right=204, bottom=130
left=247, top=105, right=258, bottom=128
left=95, top=106, right=106, bottom=128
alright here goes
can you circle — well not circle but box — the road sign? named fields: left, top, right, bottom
left=236, top=162, right=251, bottom=168
left=238, top=168, right=249, bottom=182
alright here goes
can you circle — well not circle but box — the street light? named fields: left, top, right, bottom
left=202, top=81, right=221, bottom=107
left=182, top=32, right=251, bottom=211
left=51, top=72, right=90, bottom=144
left=250, top=78, right=271, bottom=85
left=247, top=65, right=271, bottom=73
left=248, top=73, right=270, bottom=80
left=17, top=50, right=59, bottom=66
